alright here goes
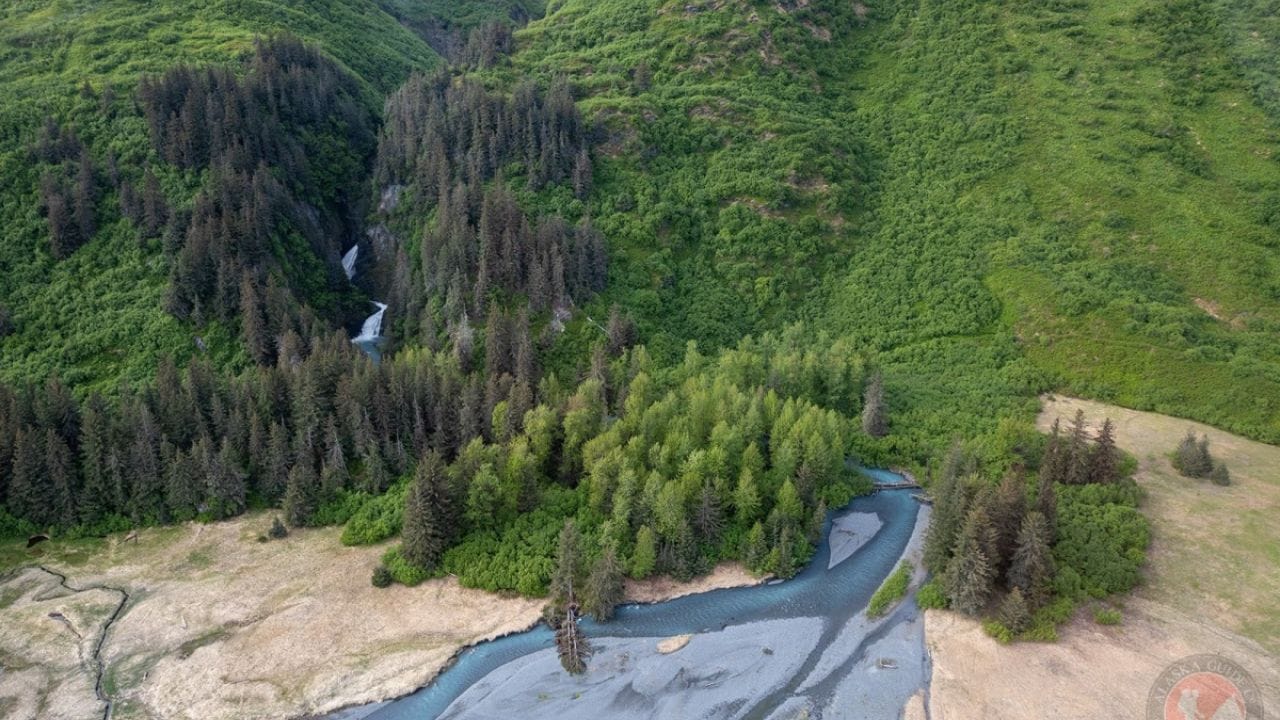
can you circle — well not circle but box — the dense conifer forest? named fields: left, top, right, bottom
left=0, top=0, right=1277, bottom=638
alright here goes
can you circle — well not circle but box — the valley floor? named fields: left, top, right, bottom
left=0, top=519, right=755, bottom=720
left=923, top=395, right=1280, bottom=718
left=6, top=394, right=1279, bottom=720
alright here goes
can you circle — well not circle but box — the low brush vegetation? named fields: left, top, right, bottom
left=867, top=561, right=913, bottom=618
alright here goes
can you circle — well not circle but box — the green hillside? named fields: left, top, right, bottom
left=0, top=0, right=535, bottom=390
left=508, top=0, right=1280, bottom=446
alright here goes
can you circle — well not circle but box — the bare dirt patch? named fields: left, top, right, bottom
left=624, top=562, right=758, bottom=604
left=926, top=598, right=1279, bottom=719
left=1, top=520, right=760, bottom=720
left=1, top=519, right=544, bottom=720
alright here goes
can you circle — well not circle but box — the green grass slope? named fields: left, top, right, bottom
left=509, top=0, right=1280, bottom=448
left=1, top=0, right=1277, bottom=449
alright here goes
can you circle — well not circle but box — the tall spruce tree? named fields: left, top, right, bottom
left=45, top=430, right=76, bottom=529
left=1089, top=418, right=1118, bottom=483
left=943, top=504, right=997, bottom=615
left=990, top=468, right=1028, bottom=575
left=551, top=519, right=585, bottom=610
left=1035, top=471, right=1058, bottom=544
left=401, top=452, right=452, bottom=570
left=582, top=545, right=625, bottom=622
left=924, top=467, right=969, bottom=574
left=282, top=458, right=318, bottom=527
left=1065, top=410, right=1091, bottom=485
left=1008, top=511, right=1055, bottom=608
left=1039, top=418, right=1065, bottom=486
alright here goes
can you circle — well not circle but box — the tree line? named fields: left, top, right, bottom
left=0, top=320, right=533, bottom=536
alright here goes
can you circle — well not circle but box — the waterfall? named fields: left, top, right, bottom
left=352, top=302, right=388, bottom=344
left=341, top=245, right=359, bottom=280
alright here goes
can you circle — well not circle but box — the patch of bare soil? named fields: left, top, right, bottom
left=925, top=598, right=1279, bottom=719
left=624, top=562, right=759, bottom=604
left=0, top=568, right=118, bottom=720
left=1, top=519, right=545, bottom=720
left=0, top=520, right=761, bottom=720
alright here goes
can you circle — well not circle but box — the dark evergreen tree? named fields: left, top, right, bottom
left=264, top=422, right=291, bottom=500
left=283, top=457, right=318, bottom=527
left=744, top=520, right=768, bottom=574
left=240, top=275, right=271, bottom=365
left=1089, top=417, right=1118, bottom=483
left=572, top=147, right=592, bottom=200
left=550, top=519, right=585, bottom=610
left=1008, top=511, right=1055, bottom=609
left=943, top=504, right=996, bottom=615
left=206, top=439, right=247, bottom=519
left=142, top=167, right=167, bottom=237
left=999, top=587, right=1031, bottom=634
left=1039, top=418, right=1065, bottom=486
left=73, top=148, right=97, bottom=244
left=165, top=448, right=202, bottom=521
left=582, top=545, right=625, bottom=622
left=9, top=429, right=48, bottom=527
left=401, top=452, right=452, bottom=570
left=1035, top=471, right=1057, bottom=544
left=1065, top=410, right=1090, bottom=485
left=1210, top=462, right=1231, bottom=486
left=990, top=467, right=1027, bottom=575
left=45, top=430, right=76, bottom=529
left=923, top=464, right=968, bottom=574
left=694, top=480, right=723, bottom=542
left=1174, top=429, right=1213, bottom=478
left=605, top=305, right=637, bottom=357
left=128, top=419, right=165, bottom=523
left=77, top=395, right=113, bottom=525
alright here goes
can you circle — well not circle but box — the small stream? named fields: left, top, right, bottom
left=334, top=472, right=927, bottom=720
left=34, top=565, right=130, bottom=720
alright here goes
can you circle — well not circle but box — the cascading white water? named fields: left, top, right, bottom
left=341, top=245, right=359, bottom=280
left=352, top=302, right=388, bottom=344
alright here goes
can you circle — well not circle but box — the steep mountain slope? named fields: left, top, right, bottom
left=507, top=0, right=1280, bottom=445
left=0, top=0, right=532, bottom=389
